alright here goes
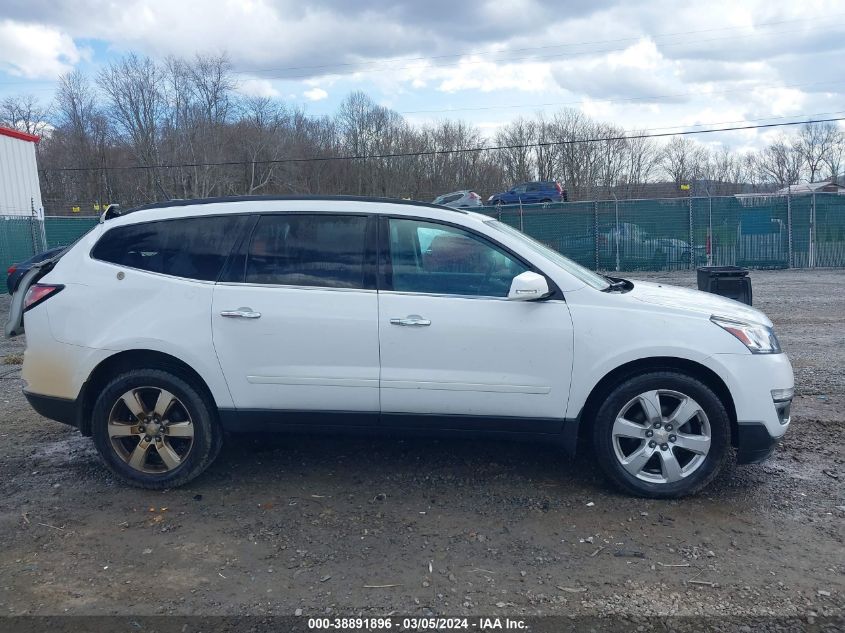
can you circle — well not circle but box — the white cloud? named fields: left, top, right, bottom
left=2, top=0, right=845, bottom=150
left=237, top=78, right=280, bottom=98
left=0, top=19, right=83, bottom=78
left=303, top=87, right=328, bottom=101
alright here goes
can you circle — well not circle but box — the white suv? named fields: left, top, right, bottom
left=7, top=197, right=793, bottom=497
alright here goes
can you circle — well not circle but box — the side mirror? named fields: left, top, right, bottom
left=507, top=271, right=551, bottom=301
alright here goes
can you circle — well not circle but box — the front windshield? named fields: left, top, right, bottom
left=484, top=219, right=610, bottom=290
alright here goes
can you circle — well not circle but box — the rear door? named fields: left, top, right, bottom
left=211, top=212, right=380, bottom=415
left=524, top=182, right=541, bottom=203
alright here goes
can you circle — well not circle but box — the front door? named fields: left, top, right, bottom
left=377, top=217, right=573, bottom=428
left=212, top=213, right=379, bottom=414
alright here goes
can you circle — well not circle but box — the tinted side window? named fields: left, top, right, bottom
left=245, top=214, right=368, bottom=289
left=92, top=215, right=246, bottom=281
left=386, top=218, right=529, bottom=297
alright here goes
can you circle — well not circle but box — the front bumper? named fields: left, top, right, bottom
left=736, top=422, right=781, bottom=464
left=702, top=352, right=793, bottom=463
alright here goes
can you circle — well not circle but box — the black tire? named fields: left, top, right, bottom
left=541, top=198, right=553, bottom=203
left=592, top=371, right=731, bottom=498
left=91, top=368, right=221, bottom=489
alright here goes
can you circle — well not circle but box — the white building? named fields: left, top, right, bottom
left=0, top=126, right=44, bottom=219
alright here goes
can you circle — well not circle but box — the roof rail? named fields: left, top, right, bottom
left=121, top=194, right=468, bottom=215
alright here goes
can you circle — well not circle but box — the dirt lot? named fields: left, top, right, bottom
left=0, top=269, right=842, bottom=620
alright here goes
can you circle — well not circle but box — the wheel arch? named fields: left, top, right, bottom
left=575, top=356, right=738, bottom=453
left=77, top=349, right=217, bottom=436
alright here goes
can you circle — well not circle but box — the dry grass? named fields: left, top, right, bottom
left=3, top=353, right=23, bottom=365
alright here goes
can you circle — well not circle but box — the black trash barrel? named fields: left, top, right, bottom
left=696, top=266, right=752, bottom=306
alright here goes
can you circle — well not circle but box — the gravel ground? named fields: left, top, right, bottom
left=0, top=269, right=842, bottom=620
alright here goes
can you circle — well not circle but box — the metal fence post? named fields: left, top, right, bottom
left=687, top=190, right=695, bottom=270
left=29, top=197, right=45, bottom=255
left=786, top=190, right=793, bottom=268
left=593, top=199, right=599, bottom=271
left=707, top=193, right=713, bottom=266
left=613, top=195, right=620, bottom=272
left=809, top=192, right=816, bottom=268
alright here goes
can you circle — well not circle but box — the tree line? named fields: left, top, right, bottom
left=1, top=53, right=844, bottom=213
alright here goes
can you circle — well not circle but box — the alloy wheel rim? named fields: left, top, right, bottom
left=612, top=389, right=711, bottom=484
left=107, top=386, right=194, bottom=474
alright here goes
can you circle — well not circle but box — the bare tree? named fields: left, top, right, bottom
left=659, top=137, right=708, bottom=188
left=621, top=132, right=659, bottom=197
left=796, top=122, right=841, bottom=183
left=754, top=137, right=804, bottom=188
left=30, top=50, right=845, bottom=213
left=0, top=94, right=50, bottom=136
left=98, top=54, right=167, bottom=201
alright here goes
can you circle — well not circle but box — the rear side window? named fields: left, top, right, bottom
left=245, top=214, right=369, bottom=289
left=92, top=215, right=246, bottom=281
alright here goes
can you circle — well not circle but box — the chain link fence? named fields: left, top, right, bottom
left=482, top=192, right=845, bottom=271
left=1, top=193, right=844, bottom=276
left=0, top=215, right=98, bottom=273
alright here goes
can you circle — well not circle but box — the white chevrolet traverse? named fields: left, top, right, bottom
left=6, top=197, right=793, bottom=497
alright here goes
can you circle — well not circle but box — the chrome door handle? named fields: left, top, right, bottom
left=390, top=315, right=431, bottom=327
left=220, top=307, right=261, bottom=319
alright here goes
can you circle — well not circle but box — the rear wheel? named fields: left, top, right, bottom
left=91, top=368, right=221, bottom=489
left=592, top=371, right=731, bottom=498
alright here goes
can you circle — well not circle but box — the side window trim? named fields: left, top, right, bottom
left=216, top=214, right=260, bottom=283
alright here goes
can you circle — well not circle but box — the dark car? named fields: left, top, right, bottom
left=7, top=247, right=65, bottom=294
left=487, top=181, right=568, bottom=206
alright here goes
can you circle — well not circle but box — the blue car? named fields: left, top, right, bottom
left=487, top=180, right=568, bottom=206
left=6, top=246, right=65, bottom=294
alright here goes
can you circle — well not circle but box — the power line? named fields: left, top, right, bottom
left=38, top=116, right=845, bottom=173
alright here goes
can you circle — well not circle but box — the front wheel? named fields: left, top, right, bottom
left=592, top=371, right=731, bottom=498
left=91, top=368, right=222, bottom=489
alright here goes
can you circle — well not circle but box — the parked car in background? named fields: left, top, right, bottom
left=7, top=246, right=65, bottom=294
left=7, top=196, right=791, bottom=498
left=432, top=190, right=483, bottom=208
left=561, top=223, right=705, bottom=270
left=488, top=181, right=568, bottom=206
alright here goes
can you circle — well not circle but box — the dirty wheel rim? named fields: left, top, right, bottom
left=611, top=389, right=711, bottom=484
left=107, top=386, right=194, bottom=474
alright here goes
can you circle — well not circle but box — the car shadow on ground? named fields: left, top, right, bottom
left=194, top=431, right=761, bottom=504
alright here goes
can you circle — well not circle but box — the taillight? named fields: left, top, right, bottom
left=7, top=265, right=17, bottom=275
left=555, top=182, right=563, bottom=193
left=24, top=284, right=64, bottom=312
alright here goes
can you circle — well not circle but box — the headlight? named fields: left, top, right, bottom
left=710, top=316, right=781, bottom=354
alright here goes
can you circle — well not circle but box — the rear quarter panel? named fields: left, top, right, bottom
left=39, top=243, right=234, bottom=408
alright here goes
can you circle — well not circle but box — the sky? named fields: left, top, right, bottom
left=1, top=0, right=844, bottom=151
